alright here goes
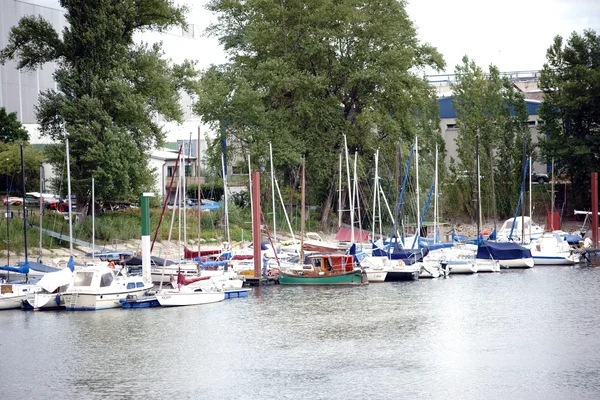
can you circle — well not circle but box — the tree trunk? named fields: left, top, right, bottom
left=320, top=177, right=336, bottom=228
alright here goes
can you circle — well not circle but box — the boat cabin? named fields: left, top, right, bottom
left=309, top=254, right=355, bottom=273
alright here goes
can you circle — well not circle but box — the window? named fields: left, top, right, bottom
left=528, top=120, right=536, bottom=126
left=136, top=282, right=145, bottom=288
left=127, top=282, right=136, bottom=290
left=167, top=166, right=175, bottom=178
left=100, top=273, right=114, bottom=287
left=74, top=272, right=94, bottom=287
left=446, top=124, right=457, bottom=130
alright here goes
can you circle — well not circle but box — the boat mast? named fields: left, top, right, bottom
left=343, top=135, right=353, bottom=242
left=413, top=136, right=420, bottom=249
left=353, top=151, right=360, bottom=243
left=489, top=143, right=497, bottom=234
left=270, top=141, right=276, bottom=242
left=39, top=163, right=43, bottom=262
left=476, top=132, right=481, bottom=239
left=300, top=156, right=305, bottom=264
left=6, top=157, right=9, bottom=271
left=372, top=148, right=379, bottom=242
left=338, top=152, right=342, bottom=228
left=92, top=176, right=95, bottom=261
left=197, top=126, right=201, bottom=256
left=529, top=156, right=532, bottom=240
left=66, top=139, right=73, bottom=258
left=521, top=136, right=526, bottom=243
left=551, top=158, right=555, bottom=230
left=221, top=153, right=230, bottom=243
left=20, top=144, right=28, bottom=270
left=434, top=145, right=438, bottom=244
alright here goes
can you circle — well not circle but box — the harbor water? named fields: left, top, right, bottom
left=2, top=266, right=600, bottom=399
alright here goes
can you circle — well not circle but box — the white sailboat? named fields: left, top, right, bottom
left=0, top=144, right=43, bottom=309
left=62, top=191, right=154, bottom=311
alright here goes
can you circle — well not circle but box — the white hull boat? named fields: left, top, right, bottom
left=62, top=264, right=153, bottom=311
left=419, top=261, right=442, bottom=278
left=365, top=269, right=387, bottom=282
left=475, top=259, right=501, bottom=272
left=156, top=288, right=225, bottom=307
left=444, top=260, right=478, bottom=274
left=0, top=284, right=41, bottom=310
left=529, top=233, right=579, bottom=266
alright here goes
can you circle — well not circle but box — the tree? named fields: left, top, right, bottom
left=0, top=107, right=29, bottom=143
left=538, top=29, right=600, bottom=210
left=196, top=0, right=445, bottom=227
left=450, top=56, right=531, bottom=221
left=0, top=143, right=44, bottom=194
left=0, top=1, right=199, bottom=216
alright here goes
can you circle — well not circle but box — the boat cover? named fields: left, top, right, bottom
left=476, top=240, right=532, bottom=260
left=0, top=261, right=29, bottom=274
left=36, top=267, right=73, bottom=292
left=121, top=255, right=175, bottom=266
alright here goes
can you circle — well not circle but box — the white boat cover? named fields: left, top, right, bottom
left=36, top=267, right=73, bottom=292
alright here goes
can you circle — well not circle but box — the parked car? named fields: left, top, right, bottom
left=531, top=172, right=550, bottom=184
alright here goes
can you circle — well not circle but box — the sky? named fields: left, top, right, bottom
left=182, top=0, right=600, bottom=75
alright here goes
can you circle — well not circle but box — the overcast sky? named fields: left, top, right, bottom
left=184, top=0, right=599, bottom=75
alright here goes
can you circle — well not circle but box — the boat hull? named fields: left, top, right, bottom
left=156, top=291, right=225, bottom=307
left=63, top=287, right=152, bottom=311
left=25, top=292, right=64, bottom=311
left=494, top=257, right=534, bottom=268
left=444, top=261, right=478, bottom=274
left=384, top=270, right=420, bottom=281
left=0, top=284, right=42, bottom=310
left=532, top=256, right=576, bottom=266
left=278, top=269, right=367, bottom=285
left=365, top=270, right=387, bottom=282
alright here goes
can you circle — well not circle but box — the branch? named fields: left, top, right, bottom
left=0, top=16, right=62, bottom=70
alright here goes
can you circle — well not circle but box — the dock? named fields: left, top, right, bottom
left=243, top=276, right=279, bottom=286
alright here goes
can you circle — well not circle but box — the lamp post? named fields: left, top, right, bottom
left=6, top=157, right=9, bottom=268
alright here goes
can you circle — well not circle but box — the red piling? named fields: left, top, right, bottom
left=592, top=172, right=598, bottom=248
left=252, top=171, right=262, bottom=277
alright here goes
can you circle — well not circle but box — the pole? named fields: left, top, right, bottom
left=551, top=158, right=555, bottom=230
left=489, top=143, right=497, bottom=233
left=521, top=135, right=526, bottom=243
left=140, top=192, right=153, bottom=283
left=300, top=157, right=305, bottom=264
left=529, top=156, right=532, bottom=240
left=269, top=141, right=277, bottom=242
left=434, top=145, right=438, bottom=244
left=66, top=139, right=73, bottom=257
left=20, top=144, right=28, bottom=266
left=6, top=158, right=9, bottom=268
left=476, top=132, right=481, bottom=240
left=92, top=176, right=95, bottom=260
left=592, top=172, right=598, bottom=249
left=39, top=164, right=43, bottom=262
left=197, top=126, right=201, bottom=256
left=338, top=153, right=342, bottom=228
left=251, top=171, right=261, bottom=277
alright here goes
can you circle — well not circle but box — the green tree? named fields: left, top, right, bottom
left=450, top=56, right=531, bottom=221
left=196, top=0, right=445, bottom=227
left=538, top=29, right=600, bottom=209
left=0, top=107, right=29, bottom=143
left=0, top=143, right=44, bottom=194
left=0, top=1, right=199, bottom=216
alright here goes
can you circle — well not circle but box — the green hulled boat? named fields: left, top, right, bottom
left=278, top=254, right=368, bottom=285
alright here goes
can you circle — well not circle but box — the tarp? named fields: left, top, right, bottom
left=36, top=267, right=73, bottom=292
left=121, top=255, right=175, bottom=266
left=335, top=227, right=370, bottom=242
left=0, top=261, right=29, bottom=274
left=371, top=244, right=429, bottom=265
left=177, top=272, right=210, bottom=286
left=476, top=240, right=532, bottom=260
left=183, top=247, right=221, bottom=259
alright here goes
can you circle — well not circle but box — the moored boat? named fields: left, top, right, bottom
left=278, top=253, right=368, bottom=285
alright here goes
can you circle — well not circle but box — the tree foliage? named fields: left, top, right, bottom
left=0, top=143, right=44, bottom=194
left=538, top=29, right=600, bottom=209
left=0, top=0, right=199, bottom=215
left=196, top=0, right=445, bottom=226
left=0, top=107, right=29, bottom=143
left=449, top=56, right=531, bottom=221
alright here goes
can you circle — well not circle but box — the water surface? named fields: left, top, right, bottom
left=1, top=266, right=600, bottom=399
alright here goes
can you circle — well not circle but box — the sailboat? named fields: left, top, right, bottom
left=278, top=156, right=368, bottom=285
left=61, top=140, right=154, bottom=310
left=0, top=144, right=43, bottom=309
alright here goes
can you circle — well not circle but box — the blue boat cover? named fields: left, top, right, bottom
left=372, top=244, right=429, bottom=265
left=0, top=261, right=30, bottom=274
left=476, top=240, right=532, bottom=260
